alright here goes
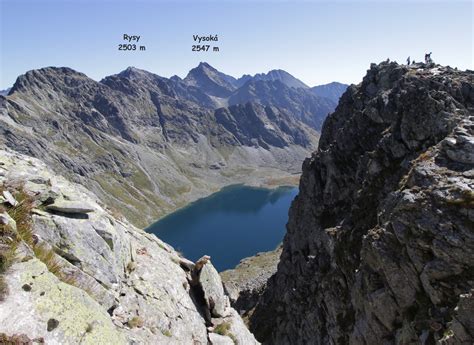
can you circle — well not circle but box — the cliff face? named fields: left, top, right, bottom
left=228, top=80, right=335, bottom=130
left=250, top=62, right=474, bottom=344
left=0, top=148, right=258, bottom=344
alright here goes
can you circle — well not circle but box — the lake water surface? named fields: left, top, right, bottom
left=147, top=185, right=298, bottom=271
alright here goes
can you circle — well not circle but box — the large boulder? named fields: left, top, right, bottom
left=200, top=261, right=228, bottom=317
left=45, top=199, right=95, bottom=214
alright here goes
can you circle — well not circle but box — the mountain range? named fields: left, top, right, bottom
left=0, top=60, right=472, bottom=344
left=0, top=88, right=10, bottom=96
left=0, top=63, right=347, bottom=227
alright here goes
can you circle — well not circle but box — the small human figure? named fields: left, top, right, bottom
left=412, top=60, right=416, bottom=64
left=407, top=56, right=411, bottom=65
left=425, top=52, right=432, bottom=64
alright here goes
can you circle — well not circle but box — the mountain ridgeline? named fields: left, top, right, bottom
left=249, top=62, right=474, bottom=344
left=0, top=64, right=345, bottom=227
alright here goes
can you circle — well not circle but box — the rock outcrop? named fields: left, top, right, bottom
left=0, top=148, right=258, bottom=344
left=221, top=246, right=282, bottom=319
left=250, top=62, right=474, bottom=344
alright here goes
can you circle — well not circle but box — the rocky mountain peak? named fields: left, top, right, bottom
left=117, top=66, right=153, bottom=80
left=311, top=81, right=349, bottom=103
left=249, top=61, right=474, bottom=344
left=239, top=69, right=309, bottom=90
left=229, top=78, right=336, bottom=130
left=184, top=62, right=238, bottom=97
left=9, top=67, right=90, bottom=94
left=0, top=88, right=11, bottom=96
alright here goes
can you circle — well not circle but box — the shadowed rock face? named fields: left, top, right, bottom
left=250, top=62, right=474, bottom=344
left=311, top=81, right=349, bottom=104
left=229, top=80, right=336, bottom=130
left=0, top=65, right=322, bottom=227
left=237, top=69, right=310, bottom=90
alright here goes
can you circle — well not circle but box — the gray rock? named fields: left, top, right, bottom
left=446, top=135, right=474, bottom=163
left=2, top=190, right=18, bottom=207
left=209, top=332, right=235, bottom=345
left=0, top=149, right=258, bottom=344
left=0, top=211, right=16, bottom=231
left=221, top=246, right=282, bottom=316
left=45, top=199, right=95, bottom=214
left=179, top=257, right=195, bottom=271
left=200, top=261, right=228, bottom=317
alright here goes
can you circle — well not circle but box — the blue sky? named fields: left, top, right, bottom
left=0, top=0, right=472, bottom=89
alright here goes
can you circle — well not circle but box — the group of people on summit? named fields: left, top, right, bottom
left=406, top=52, right=433, bottom=65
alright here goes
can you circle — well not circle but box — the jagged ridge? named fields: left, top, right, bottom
left=250, top=62, right=474, bottom=344
left=0, top=65, right=322, bottom=227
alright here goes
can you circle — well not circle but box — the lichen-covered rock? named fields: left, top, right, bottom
left=0, top=148, right=258, bottom=344
left=0, top=258, right=126, bottom=345
left=250, top=62, right=474, bottom=344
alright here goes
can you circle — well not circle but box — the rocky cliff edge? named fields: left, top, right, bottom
left=250, top=62, right=474, bottom=344
left=0, top=148, right=258, bottom=344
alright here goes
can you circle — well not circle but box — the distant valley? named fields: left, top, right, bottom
left=0, top=63, right=347, bottom=227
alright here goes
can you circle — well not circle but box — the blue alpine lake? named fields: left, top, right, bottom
left=147, top=185, right=298, bottom=272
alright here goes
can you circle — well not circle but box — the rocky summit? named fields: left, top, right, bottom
left=0, top=64, right=335, bottom=228
left=248, top=62, right=474, bottom=344
left=0, top=148, right=258, bottom=344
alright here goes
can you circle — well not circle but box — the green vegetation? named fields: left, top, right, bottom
left=161, top=329, right=172, bottom=337
left=130, top=166, right=153, bottom=191
left=214, top=322, right=231, bottom=335
left=127, top=316, right=144, bottom=328
left=0, top=184, right=98, bottom=301
left=214, top=322, right=237, bottom=343
left=0, top=185, right=34, bottom=301
left=33, top=244, right=63, bottom=277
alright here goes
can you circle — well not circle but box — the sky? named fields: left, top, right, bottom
left=0, top=0, right=472, bottom=89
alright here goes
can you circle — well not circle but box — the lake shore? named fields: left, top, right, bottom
left=147, top=185, right=298, bottom=271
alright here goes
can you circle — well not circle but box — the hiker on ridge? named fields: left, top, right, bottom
left=425, top=52, right=432, bottom=64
